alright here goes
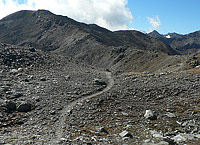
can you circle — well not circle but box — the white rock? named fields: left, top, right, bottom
left=195, top=134, right=200, bottom=138
left=119, top=130, right=133, bottom=138
left=150, top=130, right=163, bottom=138
left=172, top=134, right=187, bottom=142
left=165, top=112, right=176, bottom=118
left=144, top=110, right=157, bottom=120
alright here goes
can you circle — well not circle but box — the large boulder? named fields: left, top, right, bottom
left=94, top=78, right=107, bottom=86
left=5, top=101, right=16, bottom=112
left=17, top=101, right=32, bottom=112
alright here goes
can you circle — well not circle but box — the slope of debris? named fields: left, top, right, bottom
left=0, top=43, right=108, bottom=144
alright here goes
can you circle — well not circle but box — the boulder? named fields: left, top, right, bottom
left=29, top=47, right=36, bottom=52
left=144, top=110, right=157, bottom=120
left=94, top=78, right=107, bottom=86
left=12, top=92, right=23, bottom=99
left=5, top=101, right=16, bottom=112
left=165, top=112, right=176, bottom=118
left=119, top=130, right=133, bottom=138
left=40, top=77, right=46, bottom=81
left=97, top=127, right=109, bottom=134
left=17, top=101, right=32, bottom=112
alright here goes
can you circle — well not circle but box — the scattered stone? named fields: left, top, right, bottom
left=119, top=130, right=133, bottom=138
left=17, top=101, right=32, bottom=112
left=144, top=110, right=157, bottom=120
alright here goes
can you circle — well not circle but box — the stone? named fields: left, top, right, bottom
left=195, top=134, right=200, bottom=138
left=121, top=112, right=129, bottom=116
left=94, top=78, right=107, bottom=86
left=12, top=92, right=23, bottom=98
left=144, top=110, right=157, bottom=120
left=10, top=68, right=22, bottom=74
left=119, top=130, right=133, bottom=138
left=5, top=101, right=16, bottom=112
left=150, top=130, right=163, bottom=138
left=172, top=134, right=187, bottom=143
left=40, top=77, right=46, bottom=81
left=165, top=112, right=176, bottom=118
left=17, top=101, right=32, bottom=112
left=99, top=127, right=109, bottom=134
left=10, top=69, right=18, bottom=74
left=65, top=75, right=70, bottom=81
left=142, top=141, right=169, bottom=145
left=29, top=47, right=36, bottom=52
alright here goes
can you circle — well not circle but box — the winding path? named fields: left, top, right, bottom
left=55, top=71, right=114, bottom=142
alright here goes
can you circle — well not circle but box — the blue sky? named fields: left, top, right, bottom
left=127, top=0, right=200, bottom=34
left=0, top=0, right=199, bottom=34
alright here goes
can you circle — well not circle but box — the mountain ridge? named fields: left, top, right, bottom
left=0, top=10, right=179, bottom=71
left=148, top=30, right=200, bottom=54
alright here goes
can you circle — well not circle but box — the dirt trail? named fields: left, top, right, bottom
left=54, top=71, right=114, bottom=143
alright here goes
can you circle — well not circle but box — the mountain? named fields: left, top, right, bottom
left=148, top=30, right=200, bottom=54
left=0, top=10, right=178, bottom=71
left=148, top=30, right=165, bottom=39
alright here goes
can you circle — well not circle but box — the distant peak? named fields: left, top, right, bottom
left=151, top=30, right=160, bottom=34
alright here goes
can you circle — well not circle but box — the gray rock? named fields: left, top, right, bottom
left=119, top=130, right=133, bottom=138
left=99, top=127, right=109, bottom=134
left=94, top=78, right=107, bottom=86
left=171, top=133, right=195, bottom=143
left=10, top=69, right=19, bottom=74
left=17, top=101, right=32, bottom=112
left=144, top=110, right=157, bottom=120
left=65, top=75, right=70, bottom=81
left=195, top=134, right=200, bottom=138
left=150, top=130, right=163, bottom=138
left=10, top=68, right=23, bottom=74
left=5, top=101, right=16, bottom=112
left=143, top=141, right=169, bottom=145
left=12, top=92, right=23, bottom=99
left=40, top=77, right=46, bottom=81
left=165, top=112, right=176, bottom=118
left=29, top=47, right=36, bottom=52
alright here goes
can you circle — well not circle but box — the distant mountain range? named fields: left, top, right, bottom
left=148, top=30, right=200, bottom=54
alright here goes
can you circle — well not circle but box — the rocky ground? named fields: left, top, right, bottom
left=0, top=44, right=107, bottom=144
left=62, top=70, right=200, bottom=145
left=0, top=43, right=200, bottom=145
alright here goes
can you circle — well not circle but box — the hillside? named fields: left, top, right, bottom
left=0, top=10, right=178, bottom=72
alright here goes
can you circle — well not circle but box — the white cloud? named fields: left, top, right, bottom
left=0, top=0, right=133, bottom=31
left=147, top=16, right=161, bottom=31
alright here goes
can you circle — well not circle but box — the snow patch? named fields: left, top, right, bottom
left=166, top=35, right=171, bottom=38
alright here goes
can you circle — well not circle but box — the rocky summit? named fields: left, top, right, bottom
left=0, top=10, right=200, bottom=145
